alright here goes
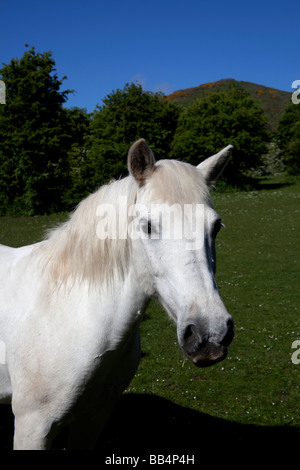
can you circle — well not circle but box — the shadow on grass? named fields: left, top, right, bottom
left=1, top=394, right=299, bottom=454
left=255, top=180, right=293, bottom=191
left=98, top=394, right=299, bottom=456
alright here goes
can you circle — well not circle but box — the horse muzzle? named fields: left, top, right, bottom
left=188, top=341, right=228, bottom=367
left=179, top=318, right=234, bottom=368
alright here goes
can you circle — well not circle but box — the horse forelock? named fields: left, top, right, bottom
left=146, top=160, right=210, bottom=205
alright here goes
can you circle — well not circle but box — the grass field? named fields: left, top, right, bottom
left=0, top=174, right=299, bottom=454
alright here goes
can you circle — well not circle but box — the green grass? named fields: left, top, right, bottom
left=0, top=213, right=67, bottom=247
left=0, top=175, right=299, bottom=437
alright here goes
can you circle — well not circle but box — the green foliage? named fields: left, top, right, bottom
left=0, top=46, right=72, bottom=215
left=87, top=83, right=181, bottom=189
left=0, top=49, right=181, bottom=215
left=0, top=46, right=275, bottom=215
left=62, top=107, right=92, bottom=208
left=170, top=84, right=270, bottom=185
left=276, top=102, right=300, bottom=174
left=164, top=78, right=291, bottom=134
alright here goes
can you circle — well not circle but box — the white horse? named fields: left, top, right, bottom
left=0, top=139, right=234, bottom=450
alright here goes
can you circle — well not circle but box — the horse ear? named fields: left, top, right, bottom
left=128, top=139, right=156, bottom=183
left=197, top=145, right=233, bottom=185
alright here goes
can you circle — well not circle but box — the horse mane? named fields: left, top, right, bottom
left=38, top=175, right=138, bottom=288
left=37, top=159, right=210, bottom=289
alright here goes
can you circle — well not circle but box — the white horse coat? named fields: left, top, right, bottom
left=0, top=139, right=234, bottom=449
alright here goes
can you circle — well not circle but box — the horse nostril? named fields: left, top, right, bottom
left=182, top=324, right=206, bottom=356
left=221, top=318, right=235, bottom=347
left=183, top=325, right=198, bottom=352
left=183, top=324, right=195, bottom=340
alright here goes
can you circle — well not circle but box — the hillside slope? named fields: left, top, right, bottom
left=164, top=79, right=291, bottom=132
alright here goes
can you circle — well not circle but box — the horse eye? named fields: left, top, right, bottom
left=140, top=218, right=152, bottom=237
left=212, top=219, right=222, bottom=238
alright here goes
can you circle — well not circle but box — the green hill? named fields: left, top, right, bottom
left=163, top=79, right=291, bottom=132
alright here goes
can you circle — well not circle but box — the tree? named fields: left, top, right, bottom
left=86, top=83, right=181, bottom=190
left=0, top=46, right=72, bottom=215
left=63, top=107, right=92, bottom=207
left=276, top=102, right=300, bottom=174
left=170, top=84, right=270, bottom=185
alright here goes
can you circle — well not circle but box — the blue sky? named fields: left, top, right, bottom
left=1, top=0, right=299, bottom=112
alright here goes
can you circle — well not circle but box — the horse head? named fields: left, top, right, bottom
left=128, top=139, right=234, bottom=367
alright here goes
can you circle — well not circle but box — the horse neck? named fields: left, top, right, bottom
left=85, top=266, right=149, bottom=355
left=113, top=267, right=150, bottom=327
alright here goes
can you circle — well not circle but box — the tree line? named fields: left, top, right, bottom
left=0, top=46, right=298, bottom=216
